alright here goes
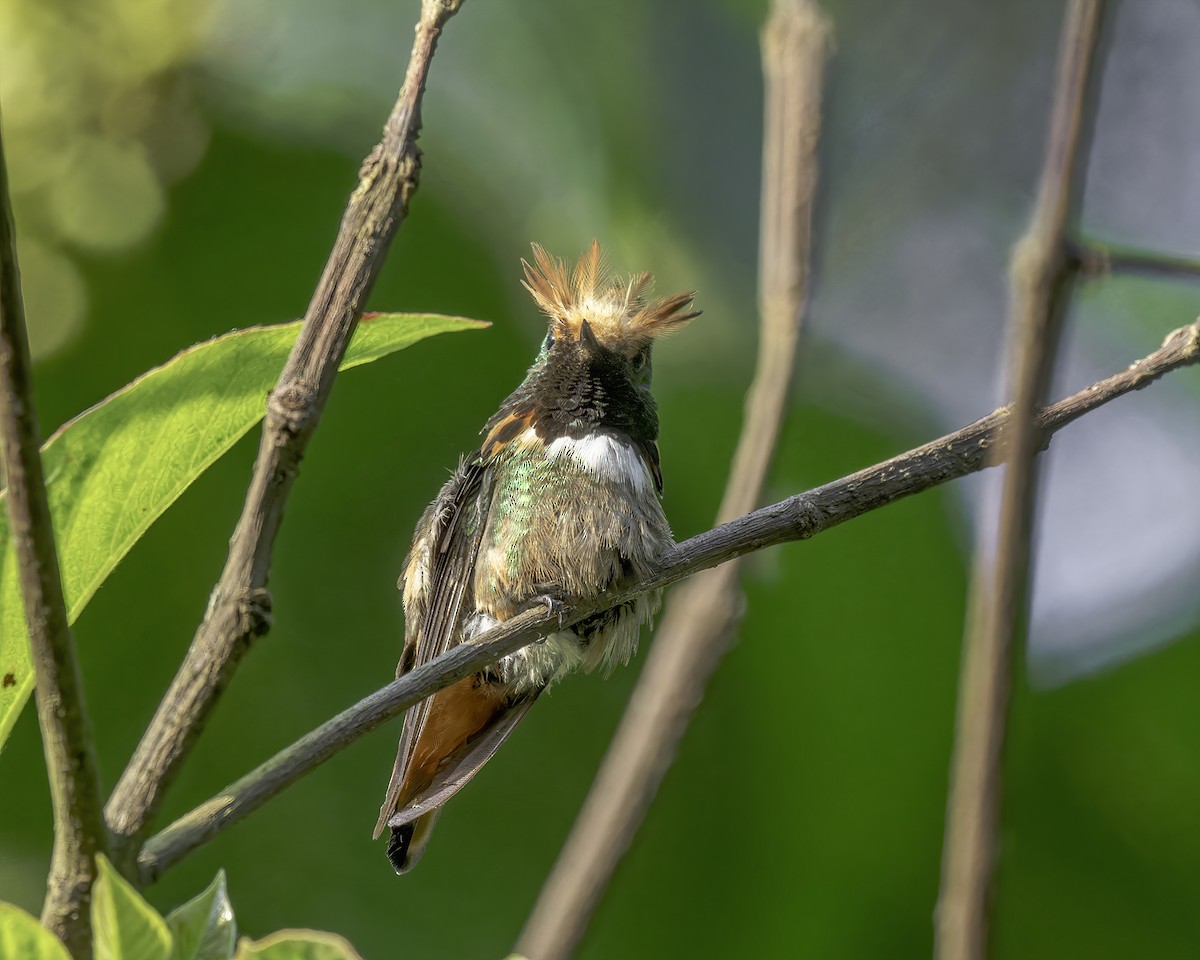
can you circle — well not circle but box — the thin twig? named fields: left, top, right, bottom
left=1069, top=236, right=1200, bottom=282
left=936, top=3, right=1106, bottom=959
left=0, top=114, right=107, bottom=957
left=104, top=0, right=466, bottom=868
left=518, top=2, right=829, bottom=956
left=135, top=317, right=1200, bottom=886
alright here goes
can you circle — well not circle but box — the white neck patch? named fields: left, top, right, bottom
left=544, top=434, right=652, bottom=495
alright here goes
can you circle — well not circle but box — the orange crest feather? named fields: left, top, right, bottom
left=520, top=240, right=699, bottom=354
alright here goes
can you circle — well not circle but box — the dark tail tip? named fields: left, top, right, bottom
left=386, top=823, right=415, bottom=874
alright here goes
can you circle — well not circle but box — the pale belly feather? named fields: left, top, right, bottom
left=469, top=431, right=673, bottom=690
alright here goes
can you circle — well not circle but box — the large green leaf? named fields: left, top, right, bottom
left=166, top=869, right=237, bottom=960
left=233, top=930, right=363, bottom=960
left=0, top=901, right=71, bottom=960
left=93, top=855, right=173, bottom=960
left=0, top=313, right=486, bottom=749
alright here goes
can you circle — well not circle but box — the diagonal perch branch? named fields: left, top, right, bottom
left=135, top=318, right=1200, bottom=885
left=103, top=0, right=466, bottom=868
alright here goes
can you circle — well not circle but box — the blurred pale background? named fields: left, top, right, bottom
left=1, top=0, right=1198, bottom=957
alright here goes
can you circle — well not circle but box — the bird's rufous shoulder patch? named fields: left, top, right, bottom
left=480, top=407, right=538, bottom=459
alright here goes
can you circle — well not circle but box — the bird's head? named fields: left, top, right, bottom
left=521, top=240, right=699, bottom=388
left=480, top=241, right=698, bottom=464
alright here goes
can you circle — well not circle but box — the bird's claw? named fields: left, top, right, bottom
left=533, top=594, right=567, bottom=638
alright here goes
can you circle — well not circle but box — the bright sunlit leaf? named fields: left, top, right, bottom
left=234, top=929, right=365, bottom=960
left=0, top=901, right=71, bottom=960
left=0, top=313, right=487, bottom=750
left=166, top=869, right=237, bottom=960
left=93, top=855, right=173, bottom=960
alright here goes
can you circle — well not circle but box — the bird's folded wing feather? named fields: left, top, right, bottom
left=374, top=455, right=493, bottom=838
left=385, top=692, right=540, bottom=828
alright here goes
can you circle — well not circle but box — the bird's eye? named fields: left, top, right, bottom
left=542, top=331, right=555, bottom=352
left=632, top=349, right=649, bottom=372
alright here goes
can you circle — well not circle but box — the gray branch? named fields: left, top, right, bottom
left=104, top=0, right=466, bottom=868
left=518, top=1, right=831, bottom=955
left=0, top=114, right=107, bottom=957
left=1069, top=236, right=1200, bottom=283
left=937, top=4, right=1106, bottom=959
left=136, top=317, right=1200, bottom=885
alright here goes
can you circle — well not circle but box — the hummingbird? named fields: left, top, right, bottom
left=374, top=241, right=698, bottom=873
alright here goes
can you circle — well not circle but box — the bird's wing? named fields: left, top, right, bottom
left=388, top=690, right=540, bottom=827
left=637, top=438, right=664, bottom=494
left=374, top=454, right=493, bottom=839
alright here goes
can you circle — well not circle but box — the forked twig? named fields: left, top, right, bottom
left=936, top=3, right=1107, bottom=958
left=104, top=0, right=467, bottom=867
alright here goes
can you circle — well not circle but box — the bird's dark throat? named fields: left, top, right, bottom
left=503, top=345, right=658, bottom=446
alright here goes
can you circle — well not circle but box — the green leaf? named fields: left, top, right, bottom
left=166, top=870, right=236, bottom=960
left=233, top=930, right=364, bottom=960
left=0, top=901, right=71, bottom=960
left=0, top=313, right=486, bottom=750
left=93, top=855, right=173, bottom=960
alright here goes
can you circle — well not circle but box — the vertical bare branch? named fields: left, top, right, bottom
left=0, top=113, right=107, bottom=958
left=515, top=4, right=831, bottom=958
left=935, top=3, right=1106, bottom=958
left=104, top=0, right=466, bottom=866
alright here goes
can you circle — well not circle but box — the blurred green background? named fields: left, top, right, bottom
left=2, top=0, right=1199, bottom=957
